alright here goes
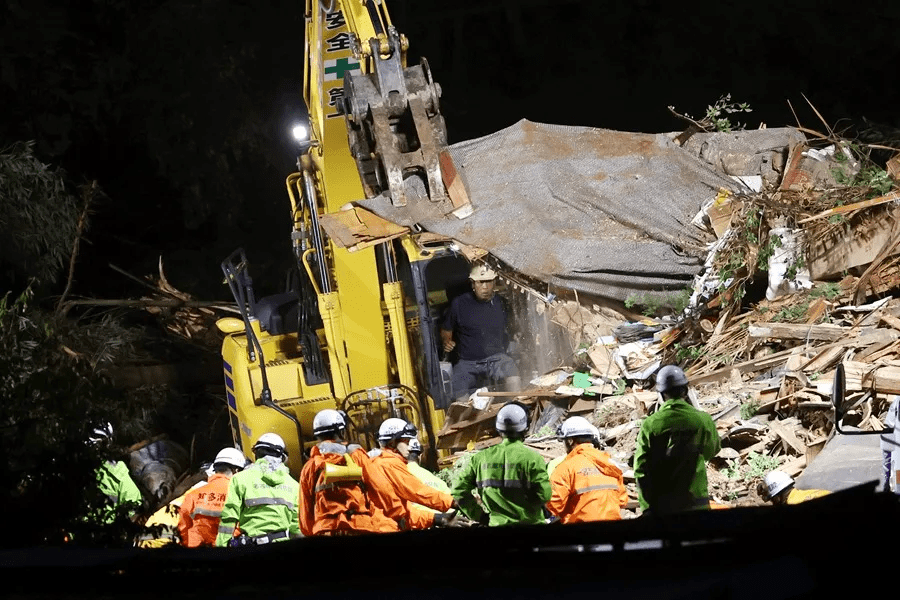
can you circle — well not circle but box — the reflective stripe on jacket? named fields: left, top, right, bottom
left=214, top=457, right=300, bottom=547
left=451, top=438, right=551, bottom=526
left=633, top=398, right=721, bottom=514
left=372, top=448, right=453, bottom=529
left=547, top=443, right=627, bottom=523
left=298, top=442, right=401, bottom=536
left=178, top=474, right=231, bottom=547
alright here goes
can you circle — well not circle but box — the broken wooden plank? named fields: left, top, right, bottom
left=805, top=297, right=827, bottom=324
left=768, top=419, right=807, bottom=456
left=887, top=154, right=900, bottom=183
left=479, top=389, right=560, bottom=397
left=691, top=330, right=895, bottom=385
left=798, top=189, right=900, bottom=224
left=568, top=398, right=598, bottom=413
left=843, top=360, right=900, bottom=394
left=439, top=150, right=474, bottom=219
left=853, top=338, right=897, bottom=363
left=801, top=345, right=844, bottom=374
left=780, top=456, right=807, bottom=478
left=880, top=312, right=900, bottom=333
left=807, top=202, right=900, bottom=279
left=739, top=439, right=769, bottom=458
left=748, top=322, right=855, bottom=342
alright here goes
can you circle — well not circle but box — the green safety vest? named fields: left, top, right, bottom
left=214, top=457, right=300, bottom=546
left=451, top=438, right=551, bottom=526
left=633, top=399, right=721, bottom=513
left=94, top=460, right=143, bottom=524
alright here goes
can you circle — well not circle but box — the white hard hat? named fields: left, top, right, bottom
left=469, top=264, right=497, bottom=281
left=88, top=422, right=114, bottom=445
left=313, top=409, right=347, bottom=437
left=764, top=470, right=794, bottom=498
left=656, top=365, right=689, bottom=393
left=496, top=403, right=528, bottom=433
left=378, top=418, right=418, bottom=444
left=560, top=416, right=595, bottom=439
left=253, top=432, right=287, bottom=457
left=408, top=438, right=423, bottom=454
left=213, top=447, right=247, bottom=470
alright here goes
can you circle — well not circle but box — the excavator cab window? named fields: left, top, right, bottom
left=424, top=255, right=471, bottom=352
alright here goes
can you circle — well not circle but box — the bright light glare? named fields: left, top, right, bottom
left=292, top=124, right=309, bottom=142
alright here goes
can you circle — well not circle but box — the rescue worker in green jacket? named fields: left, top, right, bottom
left=90, top=422, right=144, bottom=524
left=633, top=365, right=721, bottom=515
left=451, top=402, right=551, bottom=526
left=215, top=433, right=301, bottom=547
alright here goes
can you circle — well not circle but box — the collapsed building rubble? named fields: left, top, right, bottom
left=104, top=118, right=900, bottom=516
left=435, top=123, right=900, bottom=510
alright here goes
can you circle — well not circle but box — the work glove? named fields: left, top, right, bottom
left=432, top=509, right=458, bottom=528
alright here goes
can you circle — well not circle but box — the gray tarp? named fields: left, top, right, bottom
left=360, top=120, right=801, bottom=303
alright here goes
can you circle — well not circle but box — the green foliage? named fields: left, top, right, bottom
left=624, top=288, right=692, bottom=317
left=0, top=141, right=82, bottom=289
left=723, top=458, right=742, bottom=480
left=784, top=254, right=806, bottom=281
left=717, top=249, right=746, bottom=293
left=536, top=425, right=556, bottom=437
left=437, top=451, right=475, bottom=489
left=757, top=234, right=782, bottom=271
left=0, top=286, right=178, bottom=547
left=673, top=94, right=753, bottom=133
left=746, top=452, right=781, bottom=478
left=745, top=206, right=762, bottom=244
left=772, top=302, right=809, bottom=323
left=724, top=451, right=780, bottom=482
left=809, top=282, right=841, bottom=300
left=830, top=144, right=895, bottom=197
left=674, top=343, right=705, bottom=363
left=704, top=94, right=753, bottom=132
left=739, top=400, right=761, bottom=420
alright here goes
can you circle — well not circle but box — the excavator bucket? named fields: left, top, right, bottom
left=342, top=27, right=457, bottom=211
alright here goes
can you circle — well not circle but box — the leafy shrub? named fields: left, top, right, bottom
left=0, top=141, right=83, bottom=290
left=0, top=288, right=145, bottom=546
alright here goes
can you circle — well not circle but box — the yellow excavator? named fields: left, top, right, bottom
left=215, top=0, right=475, bottom=476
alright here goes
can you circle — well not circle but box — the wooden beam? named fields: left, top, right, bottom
left=748, top=322, right=853, bottom=342
left=692, top=330, right=897, bottom=386
left=479, top=389, right=560, bottom=397
left=843, top=361, right=900, bottom=395
left=768, top=420, right=808, bottom=456
left=798, top=190, right=900, bottom=224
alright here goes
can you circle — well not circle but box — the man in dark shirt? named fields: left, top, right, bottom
left=440, top=264, right=520, bottom=403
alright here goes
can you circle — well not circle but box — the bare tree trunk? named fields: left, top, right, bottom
left=56, top=181, right=96, bottom=314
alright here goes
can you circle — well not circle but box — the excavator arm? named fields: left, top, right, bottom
left=219, top=0, right=466, bottom=474
left=304, top=0, right=450, bottom=208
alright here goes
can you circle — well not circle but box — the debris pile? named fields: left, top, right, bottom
left=437, top=124, right=900, bottom=510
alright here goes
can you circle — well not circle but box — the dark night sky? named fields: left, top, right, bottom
left=3, top=0, right=899, bottom=301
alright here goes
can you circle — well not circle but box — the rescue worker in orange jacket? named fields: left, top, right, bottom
left=546, top=416, right=628, bottom=523
left=177, top=447, right=247, bottom=547
left=369, top=418, right=458, bottom=529
left=299, top=409, right=404, bottom=536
